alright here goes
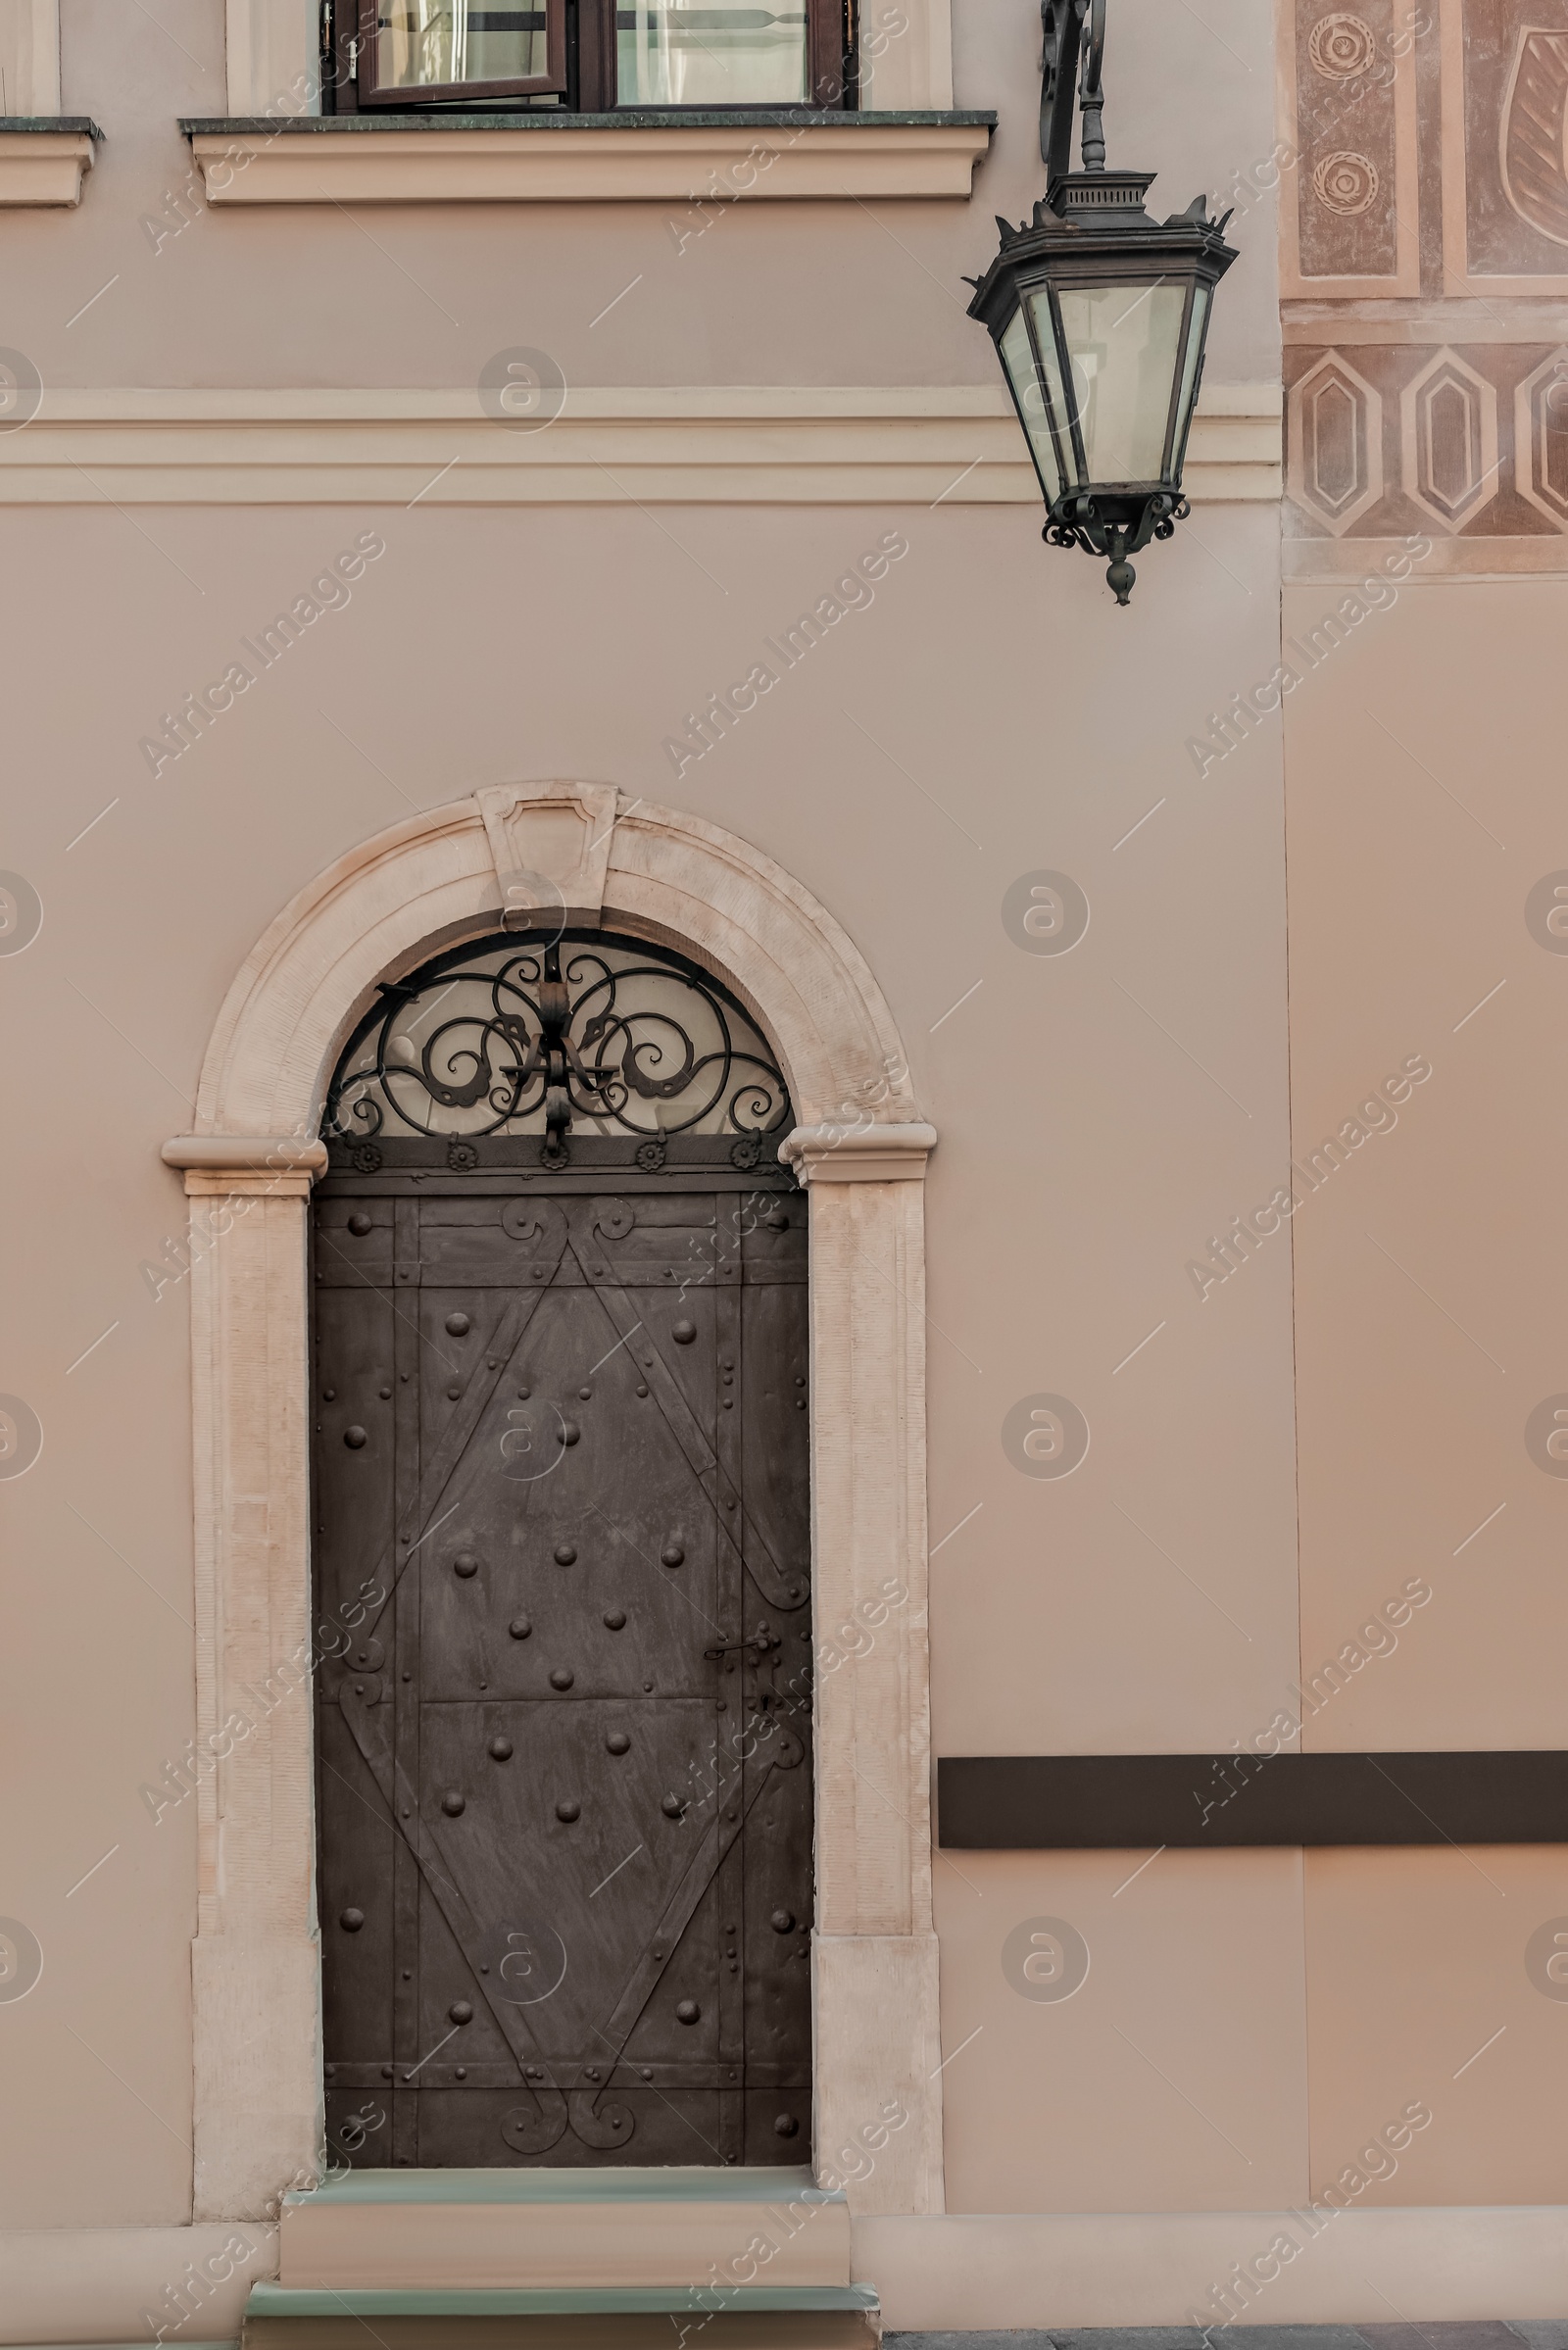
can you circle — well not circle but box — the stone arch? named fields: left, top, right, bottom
left=195, top=788, right=914, bottom=1138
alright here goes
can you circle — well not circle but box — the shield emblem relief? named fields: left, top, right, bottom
left=1501, top=27, right=1568, bottom=244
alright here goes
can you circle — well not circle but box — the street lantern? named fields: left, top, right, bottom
left=966, top=0, right=1238, bottom=604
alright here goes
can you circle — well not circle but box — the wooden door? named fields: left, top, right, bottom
left=311, top=1168, right=813, bottom=2167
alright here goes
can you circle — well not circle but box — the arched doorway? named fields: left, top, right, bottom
left=311, top=927, right=814, bottom=2166
left=166, top=785, right=941, bottom=2224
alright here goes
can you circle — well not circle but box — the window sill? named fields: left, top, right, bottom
left=0, top=119, right=102, bottom=206
left=178, top=110, right=996, bottom=204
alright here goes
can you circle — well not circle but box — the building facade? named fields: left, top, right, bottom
left=0, top=0, right=1564, bottom=2338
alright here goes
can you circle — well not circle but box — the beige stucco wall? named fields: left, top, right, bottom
left=6, top=0, right=1563, bottom=2336
left=1284, top=576, right=1568, bottom=2207
left=0, top=484, right=1288, bottom=2235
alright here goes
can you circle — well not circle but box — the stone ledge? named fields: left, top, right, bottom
left=178, top=110, right=995, bottom=203
left=241, top=2282, right=882, bottom=2349
left=0, top=119, right=102, bottom=206
left=276, top=2165, right=853, bottom=2292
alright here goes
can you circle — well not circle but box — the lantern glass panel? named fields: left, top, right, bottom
left=1170, top=282, right=1211, bottom=474
left=1001, top=305, right=1071, bottom=504
left=1028, top=278, right=1189, bottom=486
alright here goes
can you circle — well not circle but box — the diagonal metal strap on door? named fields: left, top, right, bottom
left=358, top=1203, right=574, bottom=1644
left=564, top=1709, right=804, bottom=2141
left=558, top=1199, right=807, bottom=1615
left=336, top=1680, right=569, bottom=2152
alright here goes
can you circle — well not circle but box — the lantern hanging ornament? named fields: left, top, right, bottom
left=965, top=0, right=1238, bottom=604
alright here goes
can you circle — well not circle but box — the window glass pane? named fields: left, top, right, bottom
left=616, top=0, right=808, bottom=107
left=1044, top=280, right=1188, bottom=484
left=377, top=1, right=549, bottom=87
left=1001, top=307, right=1067, bottom=504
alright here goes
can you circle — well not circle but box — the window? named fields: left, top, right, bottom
left=325, top=0, right=853, bottom=112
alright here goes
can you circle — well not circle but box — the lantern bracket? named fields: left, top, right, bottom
left=1040, top=0, right=1105, bottom=191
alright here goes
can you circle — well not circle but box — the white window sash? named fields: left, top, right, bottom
left=1, top=0, right=63, bottom=115
left=225, top=0, right=321, bottom=113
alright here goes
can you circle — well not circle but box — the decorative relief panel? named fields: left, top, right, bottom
left=1282, top=0, right=1568, bottom=562
left=1399, top=348, right=1499, bottom=525
left=1288, top=352, right=1386, bottom=531
left=1514, top=348, right=1568, bottom=522
left=1286, top=341, right=1568, bottom=538
left=1280, top=0, right=1420, bottom=295
left=1440, top=0, right=1568, bottom=293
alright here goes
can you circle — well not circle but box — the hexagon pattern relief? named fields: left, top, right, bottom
left=1287, top=351, right=1385, bottom=535
left=1514, top=349, right=1568, bottom=528
left=1398, top=349, right=1500, bottom=531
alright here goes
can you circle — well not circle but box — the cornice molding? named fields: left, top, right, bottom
left=0, top=384, right=1281, bottom=506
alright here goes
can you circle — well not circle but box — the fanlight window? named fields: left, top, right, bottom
left=323, top=928, right=792, bottom=1172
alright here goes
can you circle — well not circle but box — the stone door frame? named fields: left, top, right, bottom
left=164, top=785, right=943, bottom=2222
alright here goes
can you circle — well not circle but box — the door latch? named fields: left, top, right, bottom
left=704, top=1629, right=780, bottom=1660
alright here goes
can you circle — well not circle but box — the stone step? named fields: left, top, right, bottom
left=242, top=2282, right=881, bottom=2350
left=277, top=2167, right=855, bottom=2291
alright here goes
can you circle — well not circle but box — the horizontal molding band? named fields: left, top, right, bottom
left=1283, top=297, right=1568, bottom=341
left=183, top=111, right=994, bottom=204
left=936, top=1751, right=1568, bottom=1847
left=0, top=385, right=1281, bottom=506
left=1287, top=534, right=1568, bottom=579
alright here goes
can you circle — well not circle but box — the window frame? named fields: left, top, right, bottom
left=326, top=0, right=855, bottom=114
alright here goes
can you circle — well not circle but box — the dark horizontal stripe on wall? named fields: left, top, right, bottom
left=936, top=1752, right=1568, bottom=1848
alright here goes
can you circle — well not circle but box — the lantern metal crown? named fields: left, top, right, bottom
left=965, top=0, right=1238, bottom=604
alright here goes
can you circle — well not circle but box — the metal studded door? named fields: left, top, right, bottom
left=310, top=931, right=812, bottom=2168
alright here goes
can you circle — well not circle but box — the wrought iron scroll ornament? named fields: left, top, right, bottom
left=323, top=929, right=791, bottom=1169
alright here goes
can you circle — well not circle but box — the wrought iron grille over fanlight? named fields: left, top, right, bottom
left=323, top=928, right=791, bottom=1172
left=964, top=0, right=1238, bottom=604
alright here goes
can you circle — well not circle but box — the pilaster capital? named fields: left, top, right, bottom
left=163, top=1135, right=327, bottom=1197
left=780, top=1121, right=937, bottom=1184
